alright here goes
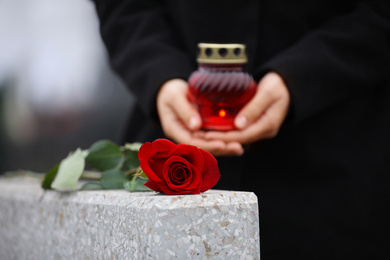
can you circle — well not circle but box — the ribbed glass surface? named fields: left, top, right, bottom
left=188, top=64, right=256, bottom=131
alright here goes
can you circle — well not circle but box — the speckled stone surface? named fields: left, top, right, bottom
left=0, top=176, right=260, bottom=259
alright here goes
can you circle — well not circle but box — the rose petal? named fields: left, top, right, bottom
left=186, top=162, right=203, bottom=193
left=152, top=139, right=177, bottom=151
left=148, top=139, right=178, bottom=179
left=139, top=139, right=175, bottom=182
left=163, top=156, right=193, bottom=191
left=169, top=144, right=203, bottom=192
left=149, top=156, right=170, bottom=180
left=199, top=150, right=221, bottom=192
left=157, top=181, right=191, bottom=195
left=169, top=158, right=202, bottom=192
left=138, top=142, right=162, bottom=182
left=144, top=180, right=162, bottom=192
left=140, top=139, right=219, bottom=195
left=169, top=144, right=204, bottom=171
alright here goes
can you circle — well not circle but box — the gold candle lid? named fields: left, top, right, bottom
left=197, top=43, right=247, bottom=64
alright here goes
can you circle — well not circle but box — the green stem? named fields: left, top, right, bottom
left=126, top=166, right=142, bottom=176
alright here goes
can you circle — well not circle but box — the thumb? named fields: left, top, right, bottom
left=158, top=79, right=202, bottom=130
left=234, top=87, right=273, bottom=130
left=234, top=72, right=285, bottom=129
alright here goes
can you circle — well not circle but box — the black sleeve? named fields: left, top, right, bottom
left=93, top=0, right=194, bottom=119
left=257, top=2, right=390, bottom=125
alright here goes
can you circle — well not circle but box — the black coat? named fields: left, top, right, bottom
left=93, top=1, right=390, bottom=259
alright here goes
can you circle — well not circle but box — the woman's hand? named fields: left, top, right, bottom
left=203, top=72, right=290, bottom=144
left=156, top=79, right=245, bottom=156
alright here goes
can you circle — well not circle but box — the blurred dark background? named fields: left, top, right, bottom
left=0, top=0, right=132, bottom=173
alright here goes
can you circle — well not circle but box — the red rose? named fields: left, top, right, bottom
left=138, top=139, right=220, bottom=195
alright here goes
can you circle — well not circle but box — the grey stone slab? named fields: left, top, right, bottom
left=0, top=175, right=260, bottom=259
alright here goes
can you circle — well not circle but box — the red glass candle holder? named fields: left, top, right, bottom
left=188, top=43, right=256, bottom=131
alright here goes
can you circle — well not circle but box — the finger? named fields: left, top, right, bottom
left=192, top=130, right=207, bottom=138
left=240, top=91, right=289, bottom=142
left=204, top=98, right=287, bottom=144
left=171, top=127, right=244, bottom=156
left=171, top=92, right=201, bottom=130
left=158, top=102, right=192, bottom=143
left=235, top=72, right=287, bottom=130
left=158, top=106, right=244, bottom=156
left=157, top=79, right=201, bottom=131
left=189, top=138, right=244, bottom=156
left=165, top=125, right=244, bottom=156
left=235, top=86, right=273, bottom=129
left=203, top=129, right=246, bottom=144
left=203, top=122, right=267, bottom=144
left=171, top=129, right=244, bottom=156
left=192, top=131, right=244, bottom=155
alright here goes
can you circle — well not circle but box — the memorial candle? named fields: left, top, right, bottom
left=188, top=43, right=256, bottom=131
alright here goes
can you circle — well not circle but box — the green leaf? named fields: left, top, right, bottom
left=86, top=140, right=123, bottom=171
left=124, top=178, right=151, bottom=192
left=80, top=182, right=104, bottom=190
left=41, top=164, right=60, bottom=189
left=123, top=179, right=138, bottom=192
left=121, top=150, right=140, bottom=171
left=100, top=168, right=129, bottom=189
left=134, top=178, right=152, bottom=191
left=51, top=148, right=86, bottom=191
